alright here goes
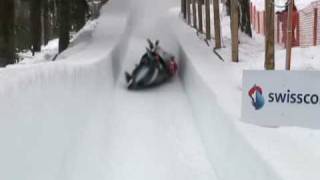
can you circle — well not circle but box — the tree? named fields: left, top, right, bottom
left=213, top=0, right=221, bottom=48
left=265, top=0, right=275, bottom=70
left=192, top=0, right=197, bottom=29
left=48, top=0, right=59, bottom=40
left=224, top=0, right=252, bottom=37
left=197, top=0, right=203, bottom=33
left=181, top=0, right=187, bottom=19
left=231, top=0, right=239, bottom=62
left=58, top=0, right=71, bottom=53
left=16, top=0, right=32, bottom=52
left=30, top=0, right=42, bottom=53
left=186, top=0, right=191, bottom=25
left=238, top=0, right=252, bottom=37
left=43, top=0, right=50, bottom=45
left=205, top=0, right=211, bottom=40
left=0, top=0, right=15, bottom=66
left=72, top=0, right=89, bottom=31
left=285, top=0, right=294, bottom=70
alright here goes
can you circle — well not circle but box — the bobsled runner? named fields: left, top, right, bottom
left=125, top=39, right=178, bottom=90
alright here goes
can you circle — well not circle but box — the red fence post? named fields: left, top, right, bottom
left=297, top=13, right=300, bottom=46
left=258, top=12, right=260, bottom=33
left=314, top=8, right=318, bottom=46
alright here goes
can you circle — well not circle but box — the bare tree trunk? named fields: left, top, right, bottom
left=265, top=0, right=275, bottom=70
left=0, top=0, right=15, bottom=66
left=205, top=0, right=211, bottom=40
left=48, top=0, right=59, bottom=39
left=181, top=0, right=187, bottom=19
left=231, top=0, right=239, bottom=62
left=213, top=0, right=221, bottom=48
left=58, top=0, right=71, bottom=53
left=197, top=0, right=203, bottom=33
left=286, top=0, right=293, bottom=70
left=30, top=0, right=42, bottom=54
left=225, top=0, right=252, bottom=37
left=73, top=0, right=89, bottom=31
left=186, top=0, right=191, bottom=25
left=43, top=0, right=50, bottom=45
left=192, top=0, right=197, bottom=29
left=239, top=0, right=252, bottom=37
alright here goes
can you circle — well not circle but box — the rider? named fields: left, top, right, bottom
left=153, top=42, right=178, bottom=76
left=125, top=40, right=177, bottom=88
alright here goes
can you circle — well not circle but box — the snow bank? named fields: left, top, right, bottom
left=180, top=51, right=282, bottom=180
left=172, top=16, right=283, bottom=180
left=18, top=39, right=59, bottom=64
left=0, top=1, right=133, bottom=179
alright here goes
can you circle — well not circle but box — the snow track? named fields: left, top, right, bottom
left=0, top=0, right=295, bottom=180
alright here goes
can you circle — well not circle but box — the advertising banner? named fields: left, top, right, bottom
left=242, top=70, right=320, bottom=129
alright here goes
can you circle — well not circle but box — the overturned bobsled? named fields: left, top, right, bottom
left=125, top=39, right=178, bottom=90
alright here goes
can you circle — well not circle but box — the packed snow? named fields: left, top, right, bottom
left=0, top=0, right=320, bottom=180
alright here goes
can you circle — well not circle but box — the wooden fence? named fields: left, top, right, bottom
left=251, top=1, right=320, bottom=47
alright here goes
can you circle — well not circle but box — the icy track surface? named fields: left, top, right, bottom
left=107, top=38, right=217, bottom=180
left=0, top=0, right=308, bottom=180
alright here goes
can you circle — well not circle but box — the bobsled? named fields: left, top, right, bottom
left=125, top=39, right=177, bottom=90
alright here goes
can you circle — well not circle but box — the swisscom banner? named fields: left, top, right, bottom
left=242, top=70, right=320, bottom=129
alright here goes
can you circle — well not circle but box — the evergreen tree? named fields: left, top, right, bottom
left=72, top=0, right=89, bottom=31
left=49, top=0, right=59, bottom=40
left=30, top=0, right=42, bottom=53
left=16, top=0, right=32, bottom=52
left=238, top=0, right=252, bottom=37
left=181, top=0, right=186, bottom=19
left=225, top=0, right=252, bottom=37
left=58, top=0, right=71, bottom=53
left=43, top=0, right=50, bottom=45
left=0, top=0, right=15, bottom=66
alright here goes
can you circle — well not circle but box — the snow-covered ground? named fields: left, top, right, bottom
left=1, top=0, right=320, bottom=180
left=17, top=20, right=98, bottom=65
left=17, top=39, right=59, bottom=64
